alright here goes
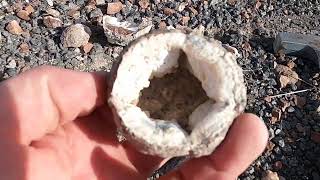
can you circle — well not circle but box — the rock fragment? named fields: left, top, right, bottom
left=25, top=5, right=35, bottom=14
left=102, top=15, right=152, bottom=46
left=163, top=8, right=175, bottom=16
left=158, top=21, right=166, bottom=29
left=46, top=8, right=61, bottom=17
left=271, top=108, right=281, bottom=124
left=6, top=20, right=23, bottom=35
left=96, top=0, right=105, bottom=5
left=181, top=16, right=190, bottom=25
left=17, top=10, right=30, bottom=21
left=43, top=16, right=63, bottom=28
left=19, top=43, right=29, bottom=53
left=138, top=0, right=149, bottom=9
left=275, top=64, right=299, bottom=88
left=262, top=170, right=280, bottom=180
left=61, top=24, right=91, bottom=48
left=178, top=2, right=188, bottom=12
left=227, top=0, right=237, bottom=6
left=107, top=2, right=123, bottom=15
left=46, top=0, right=54, bottom=6
left=82, top=42, right=93, bottom=54
left=6, top=58, right=16, bottom=69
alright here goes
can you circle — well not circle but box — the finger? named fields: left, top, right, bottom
left=209, top=113, right=268, bottom=175
left=177, top=113, right=268, bottom=179
left=0, top=66, right=107, bottom=145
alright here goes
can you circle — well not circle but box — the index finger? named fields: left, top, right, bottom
left=0, top=66, right=107, bottom=145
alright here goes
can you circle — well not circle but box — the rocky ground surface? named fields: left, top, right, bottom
left=1, top=0, right=320, bottom=179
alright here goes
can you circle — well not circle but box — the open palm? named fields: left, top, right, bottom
left=0, top=66, right=268, bottom=180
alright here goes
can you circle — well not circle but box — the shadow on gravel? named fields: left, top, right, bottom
left=249, top=36, right=275, bottom=53
left=83, top=22, right=109, bottom=47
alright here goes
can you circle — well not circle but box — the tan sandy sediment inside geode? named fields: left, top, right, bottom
left=137, top=52, right=209, bottom=132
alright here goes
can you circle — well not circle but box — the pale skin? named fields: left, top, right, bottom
left=0, top=66, right=268, bottom=180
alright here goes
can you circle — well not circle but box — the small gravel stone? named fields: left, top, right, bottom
left=19, top=43, right=29, bottom=53
left=262, top=170, right=280, bottom=180
left=107, top=2, right=123, bottom=15
left=25, top=5, right=35, bottom=14
left=158, top=21, right=166, bottom=29
left=178, top=2, right=188, bottom=12
left=67, top=9, right=81, bottom=19
left=43, top=16, right=63, bottom=28
left=278, top=139, right=285, bottom=148
left=82, top=42, right=93, bottom=54
left=46, top=0, right=54, bottom=6
left=96, top=0, right=105, bottom=5
left=275, top=129, right=281, bottom=135
left=17, top=10, right=30, bottom=21
left=6, top=20, right=23, bottom=35
left=287, top=107, right=295, bottom=113
left=181, top=16, right=190, bottom=25
left=90, top=8, right=103, bottom=18
left=139, top=0, right=149, bottom=9
left=46, top=8, right=61, bottom=17
left=61, top=24, right=91, bottom=48
left=163, top=8, right=175, bottom=16
left=6, top=58, right=16, bottom=69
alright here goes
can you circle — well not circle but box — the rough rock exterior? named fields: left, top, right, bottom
left=60, top=24, right=91, bottom=48
left=108, top=30, right=247, bottom=158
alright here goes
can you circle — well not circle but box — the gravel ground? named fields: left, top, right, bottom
left=1, top=0, right=320, bottom=179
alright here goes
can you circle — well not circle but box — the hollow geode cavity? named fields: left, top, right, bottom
left=108, top=30, right=247, bottom=158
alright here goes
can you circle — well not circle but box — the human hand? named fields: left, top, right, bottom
left=0, top=66, right=268, bottom=180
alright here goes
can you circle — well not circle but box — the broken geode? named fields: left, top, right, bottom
left=108, top=30, right=247, bottom=158
left=102, top=15, right=152, bottom=46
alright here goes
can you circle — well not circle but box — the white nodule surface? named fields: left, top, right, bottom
left=109, top=31, right=246, bottom=158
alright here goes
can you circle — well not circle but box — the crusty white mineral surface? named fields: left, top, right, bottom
left=108, top=30, right=247, bottom=158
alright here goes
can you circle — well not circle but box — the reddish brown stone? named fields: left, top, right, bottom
left=82, top=42, right=94, bottom=54
left=19, top=43, right=29, bottom=53
left=17, top=10, right=30, bottom=21
left=163, top=8, right=175, bottom=16
left=107, top=2, right=123, bottom=14
left=6, top=20, right=23, bottom=35
left=158, top=21, right=166, bottom=30
left=138, top=0, right=149, bottom=9
left=25, top=5, right=35, bottom=14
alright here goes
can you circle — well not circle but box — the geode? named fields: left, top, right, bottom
left=108, top=30, right=247, bottom=158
